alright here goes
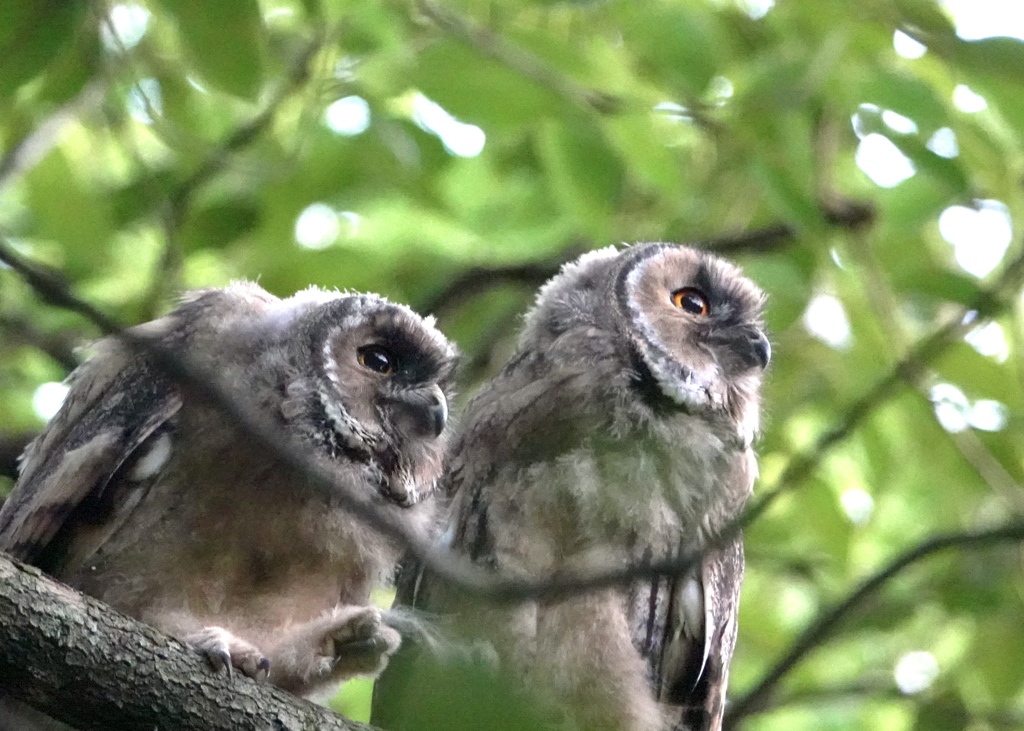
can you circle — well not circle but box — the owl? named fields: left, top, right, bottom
left=0, top=282, right=456, bottom=701
left=372, top=243, right=769, bottom=731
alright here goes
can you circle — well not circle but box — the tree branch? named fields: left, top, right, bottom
left=0, top=553, right=369, bottom=731
left=723, top=520, right=1024, bottom=728
left=421, top=202, right=875, bottom=316
left=0, top=313, right=81, bottom=373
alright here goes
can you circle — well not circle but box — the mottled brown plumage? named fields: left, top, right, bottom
left=372, top=243, right=769, bottom=731
left=0, top=282, right=456, bottom=705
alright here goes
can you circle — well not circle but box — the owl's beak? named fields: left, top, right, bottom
left=747, top=329, right=771, bottom=370
left=386, top=384, right=448, bottom=439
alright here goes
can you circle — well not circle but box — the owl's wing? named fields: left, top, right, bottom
left=645, top=537, right=744, bottom=731
left=374, top=347, right=599, bottom=729
left=0, top=340, right=180, bottom=572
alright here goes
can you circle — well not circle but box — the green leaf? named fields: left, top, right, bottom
left=934, top=342, right=1022, bottom=407
left=0, top=1, right=84, bottom=96
left=413, top=41, right=566, bottom=129
left=24, top=150, right=113, bottom=275
left=857, top=71, right=949, bottom=133
left=180, top=200, right=261, bottom=251
left=894, top=0, right=957, bottom=36
left=912, top=693, right=970, bottom=731
left=603, top=113, right=684, bottom=198
left=739, top=255, right=812, bottom=331
left=877, top=174, right=954, bottom=231
left=802, top=478, right=853, bottom=567
left=375, top=654, right=558, bottom=731
left=893, top=269, right=984, bottom=307
left=536, top=116, right=623, bottom=234
left=947, top=37, right=1024, bottom=86
left=972, top=611, right=1024, bottom=701
left=750, top=154, right=822, bottom=230
left=614, top=2, right=725, bottom=95
left=35, top=15, right=99, bottom=107
left=157, top=0, right=266, bottom=100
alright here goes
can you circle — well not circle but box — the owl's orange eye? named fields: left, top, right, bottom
left=358, top=345, right=395, bottom=375
left=671, top=287, right=710, bottom=316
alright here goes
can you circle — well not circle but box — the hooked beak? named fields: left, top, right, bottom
left=385, top=383, right=448, bottom=439
left=715, top=327, right=770, bottom=371
left=747, top=329, right=771, bottom=370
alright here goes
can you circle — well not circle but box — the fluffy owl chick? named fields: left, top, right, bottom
left=372, top=244, right=769, bottom=731
left=0, top=282, right=456, bottom=699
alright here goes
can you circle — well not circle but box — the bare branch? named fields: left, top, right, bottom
left=0, top=313, right=81, bottom=373
left=419, top=255, right=576, bottom=316
left=422, top=204, right=875, bottom=317
left=0, top=553, right=369, bottom=731
left=723, top=520, right=1024, bottom=728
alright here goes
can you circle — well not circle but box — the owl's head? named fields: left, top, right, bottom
left=524, top=243, right=769, bottom=444
left=282, top=289, right=457, bottom=506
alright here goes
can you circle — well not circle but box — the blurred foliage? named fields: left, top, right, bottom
left=2, top=0, right=1024, bottom=729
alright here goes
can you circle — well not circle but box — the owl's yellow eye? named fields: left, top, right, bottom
left=358, top=345, right=395, bottom=375
left=671, top=287, right=710, bottom=316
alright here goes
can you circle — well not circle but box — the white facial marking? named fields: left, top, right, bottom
left=322, top=332, right=341, bottom=386
left=625, top=254, right=715, bottom=409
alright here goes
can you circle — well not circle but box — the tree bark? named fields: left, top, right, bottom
left=0, top=553, right=373, bottom=731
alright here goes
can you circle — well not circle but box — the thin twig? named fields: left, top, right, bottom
left=419, top=256, right=576, bottom=316
left=723, top=520, right=1024, bottom=727
left=423, top=204, right=875, bottom=316
left=0, top=314, right=81, bottom=372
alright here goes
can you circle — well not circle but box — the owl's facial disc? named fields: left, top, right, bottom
left=619, top=244, right=768, bottom=415
left=317, top=310, right=454, bottom=505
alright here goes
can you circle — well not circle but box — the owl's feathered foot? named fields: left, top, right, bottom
left=264, top=605, right=401, bottom=696
left=185, top=626, right=271, bottom=681
left=319, top=606, right=402, bottom=678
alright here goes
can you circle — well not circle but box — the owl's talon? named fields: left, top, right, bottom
left=213, top=649, right=233, bottom=677
left=186, top=626, right=269, bottom=682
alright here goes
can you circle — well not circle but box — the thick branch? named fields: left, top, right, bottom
left=0, top=553, right=369, bottom=731
left=723, top=520, right=1024, bottom=728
